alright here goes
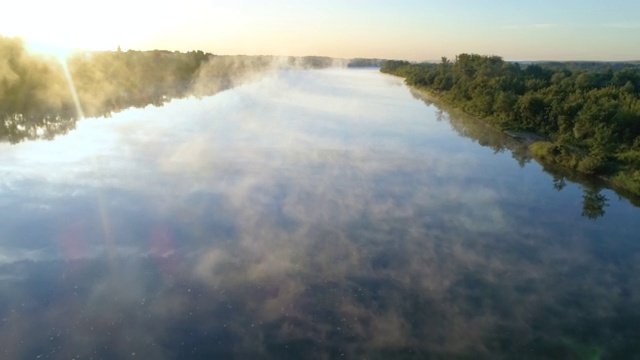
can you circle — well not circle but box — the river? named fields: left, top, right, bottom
left=1, top=68, right=639, bottom=359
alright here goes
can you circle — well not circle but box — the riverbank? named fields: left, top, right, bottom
left=529, top=141, right=640, bottom=200
left=380, top=55, right=640, bottom=200
left=405, top=82, right=640, bottom=202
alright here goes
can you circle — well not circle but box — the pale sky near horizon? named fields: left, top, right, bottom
left=2, top=0, right=639, bottom=61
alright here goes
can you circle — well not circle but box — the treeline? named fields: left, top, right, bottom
left=533, top=61, right=640, bottom=73
left=381, top=54, right=640, bottom=195
left=0, top=35, right=366, bottom=144
left=0, top=36, right=221, bottom=143
left=347, top=58, right=385, bottom=68
left=68, top=49, right=215, bottom=117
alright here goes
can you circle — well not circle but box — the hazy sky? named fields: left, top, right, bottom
left=3, top=0, right=639, bottom=61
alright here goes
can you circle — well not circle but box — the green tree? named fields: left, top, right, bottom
left=581, top=188, right=609, bottom=219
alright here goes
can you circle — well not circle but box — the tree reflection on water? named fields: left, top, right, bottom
left=410, top=88, right=620, bottom=220
left=0, top=35, right=347, bottom=144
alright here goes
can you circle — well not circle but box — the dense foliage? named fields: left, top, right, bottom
left=382, top=54, right=640, bottom=195
left=0, top=36, right=220, bottom=143
left=346, top=58, right=385, bottom=68
left=0, top=35, right=357, bottom=144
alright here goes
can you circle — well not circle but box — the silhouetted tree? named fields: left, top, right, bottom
left=581, top=188, right=609, bottom=219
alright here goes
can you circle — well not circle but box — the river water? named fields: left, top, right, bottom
left=1, top=68, right=639, bottom=359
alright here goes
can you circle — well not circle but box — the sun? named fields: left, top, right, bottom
left=1, top=1, right=152, bottom=56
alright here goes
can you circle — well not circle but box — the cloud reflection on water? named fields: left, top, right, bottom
left=0, top=69, right=639, bottom=358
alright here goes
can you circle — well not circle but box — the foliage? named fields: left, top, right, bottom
left=347, top=58, right=385, bottom=68
left=0, top=35, right=348, bottom=144
left=66, top=49, right=214, bottom=117
left=0, top=35, right=220, bottom=142
left=382, top=54, right=640, bottom=195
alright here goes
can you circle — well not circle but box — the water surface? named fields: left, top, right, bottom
left=1, top=68, right=639, bottom=359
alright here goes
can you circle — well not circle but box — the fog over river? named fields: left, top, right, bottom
left=1, top=68, right=639, bottom=359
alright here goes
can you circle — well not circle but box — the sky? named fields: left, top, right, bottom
left=2, top=0, right=639, bottom=61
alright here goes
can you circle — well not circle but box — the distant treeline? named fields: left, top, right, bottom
left=0, top=35, right=377, bottom=144
left=346, top=58, right=385, bottom=68
left=532, top=61, right=640, bottom=73
left=381, top=54, right=640, bottom=195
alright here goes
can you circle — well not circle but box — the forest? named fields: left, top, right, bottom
left=0, top=35, right=360, bottom=144
left=382, top=55, right=640, bottom=196
left=0, top=36, right=222, bottom=143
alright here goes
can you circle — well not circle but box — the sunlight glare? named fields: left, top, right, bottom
left=59, top=56, right=85, bottom=119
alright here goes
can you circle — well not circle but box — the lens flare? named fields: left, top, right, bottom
left=59, top=56, right=85, bottom=120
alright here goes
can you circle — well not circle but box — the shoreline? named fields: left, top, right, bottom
left=405, top=83, right=640, bottom=205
